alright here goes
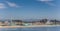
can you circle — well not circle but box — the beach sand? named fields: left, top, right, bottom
left=0, top=25, right=60, bottom=28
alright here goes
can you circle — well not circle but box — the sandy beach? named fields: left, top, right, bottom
left=0, top=25, right=60, bottom=28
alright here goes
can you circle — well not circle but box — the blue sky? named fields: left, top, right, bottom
left=0, top=0, right=59, bottom=20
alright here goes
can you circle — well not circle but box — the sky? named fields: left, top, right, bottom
left=0, top=0, right=60, bottom=20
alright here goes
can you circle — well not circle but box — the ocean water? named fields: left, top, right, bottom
left=0, top=26, right=60, bottom=31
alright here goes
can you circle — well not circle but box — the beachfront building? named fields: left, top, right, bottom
left=22, top=21, right=32, bottom=26
left=32, top=21, right=45, bottom=25
left=12, top=20, right=22, bottom=26
left=32, top=19, right=48, bottom=25
left=22, top=21, right=45, bottom=26
left=50, top=20, right=60, bottom=25
left=0, top=21, right=10, bottom=26
left=0, top=21, right=5, bottom=26
left=46, top=21, right=52, bottom=25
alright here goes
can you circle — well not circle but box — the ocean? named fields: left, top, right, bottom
left=0, top=26, right=60, bottom=31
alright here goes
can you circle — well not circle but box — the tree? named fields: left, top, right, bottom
left=50, top=19, right=58, bottom=25
left=40, top=19, right=48, bottom=24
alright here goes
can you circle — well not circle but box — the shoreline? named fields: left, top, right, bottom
left=0, top=25, right=60, bottom=28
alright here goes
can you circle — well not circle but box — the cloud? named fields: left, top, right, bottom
left=0, top=3, right=6, bottom=9
left=45, top=2, right=56, bottom=6
left=37, top=0, right=56, bottom=6
left=37, top=0, right=53, bottom=2
left=6, top=1, right=19, bottom=8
